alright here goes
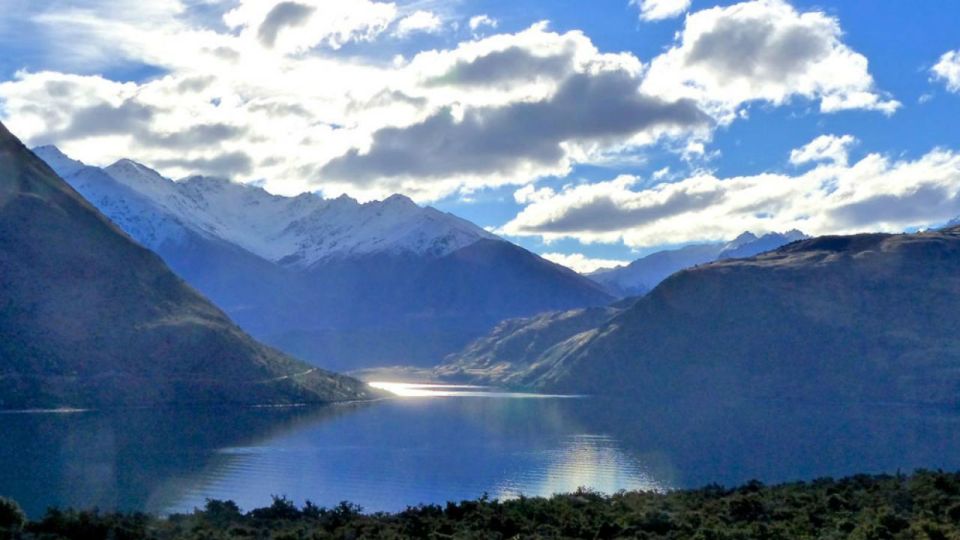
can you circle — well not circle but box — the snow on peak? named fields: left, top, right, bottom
left=32, top=145, right=87, bottom=178
left=70, top=153, right=498, bottom=266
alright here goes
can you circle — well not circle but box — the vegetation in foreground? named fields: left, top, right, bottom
left=4, top=470, right=960, bottom=539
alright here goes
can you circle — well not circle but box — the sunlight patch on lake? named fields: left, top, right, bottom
left=368, top=381, right=577, bottom=399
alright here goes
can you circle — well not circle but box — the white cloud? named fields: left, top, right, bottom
left=932, top=49, right=960, bottom=93
left=4, top=15, right=700, bottom=202
left=469, top=14, right=498, bottom=32
left=789, top=134, right=857, bottom=166
left=514, top=184, right=556, bottom=204
left=540, top=252, right=630, bottom=273
left=0, top=0, right=899, bottom=205
left=394, top=10, right=443, bottom=38
left=223, top=0, right=398, bottom=53
left=502, top=147, right=960, bottom=247
left=630, top=0, right=691, bottom=22
left=641, top=0, right=899, bottom=121
left=314, top=23, right=711, bottom=199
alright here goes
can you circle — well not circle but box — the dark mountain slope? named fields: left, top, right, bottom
left=0, top=122, right=374, bottom=409
left=519, top=229, right=960, bottom=406
left=36, top=149, right=613, bottom=370
left=263, top=240, right=614, bottom=371
left=435, top=303, right=625, bottom=386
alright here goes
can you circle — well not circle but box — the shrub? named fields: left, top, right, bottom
left=0, top=497, right=26, bottom=532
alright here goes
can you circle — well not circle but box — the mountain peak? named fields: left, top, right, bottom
left=728, top=231, right=759, bottom=247
left=31, top=145, right=87, bottom=178
left=35, top=149, right=498, bottom=265
left=382, top=193, right=417, bottom=207
left=105, top=158, right=169, bottom=184
left=330, top=193, right=359, bottom=205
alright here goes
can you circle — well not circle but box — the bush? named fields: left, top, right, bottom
left=0, top=497, right=26, bottom=532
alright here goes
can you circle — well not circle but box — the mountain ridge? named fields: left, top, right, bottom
left=522, top=228, right=960, bottom=405
left=1, top=124, right=375, bottom=409
left=589, top=229, right=809, bottom=297
left=34, top=146, right=612, bottom=370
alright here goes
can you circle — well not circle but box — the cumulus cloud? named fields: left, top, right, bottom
left=0, top=0, right=898, bottom=204
left=469, top=14, right=498, bottom=32
left=154, top=152, right=254, bottom=177
left=502, top=148, right=960, bottom=247
left=394, top=10, right=442, bottom=38
left=223, top=0, right=397, bottom=53
left=257, top=2, right=316, bottom=48
left=427, top=46, right=574, bottom=87
left=631, top=0, right=692, bottom=22
left=540, top=252, right=630, bottom=273
left=0, top=70, right=254, bottom=179
left=932, top=50, right=960, bottom=93
left=320, top=70, right=711, bottom=188
left=514, top=184, right=556, bottom=204
left=789, top=134, right=857, bottom=166
left=642, top=0, right=899, bottom=120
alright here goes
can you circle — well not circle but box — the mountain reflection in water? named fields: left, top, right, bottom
left=3, top=392, right=960, bottom=518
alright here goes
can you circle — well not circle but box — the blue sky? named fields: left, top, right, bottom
left=1, top=0, right=959, bottom=271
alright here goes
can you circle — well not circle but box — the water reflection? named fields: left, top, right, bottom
left=2, top=393, right=960, bottom=519
left=0, top=404, right=362, bottom=517
left=495, top=434, right=665, bottom=500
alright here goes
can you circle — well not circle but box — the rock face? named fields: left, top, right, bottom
left=34, top=147, right=612, bottom=370
left=0, top=122, right=375, bottom=410
left=448, top=229, right=960, bottom=407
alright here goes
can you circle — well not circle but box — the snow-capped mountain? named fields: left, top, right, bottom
left=32, top=147, right=192, bottom=248
left=589, top=230, right=809, bottom=297
left=717, top=230, right=808, bottom=260
left=91, top=153, right=497, bottom=266
left=35, top=146, right=612, bottom=370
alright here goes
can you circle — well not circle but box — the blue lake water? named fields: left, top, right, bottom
left=3, top=383, right=960, bottom=518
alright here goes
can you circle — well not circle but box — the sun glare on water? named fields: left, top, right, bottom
left=368, top=381, right=578, bottom=399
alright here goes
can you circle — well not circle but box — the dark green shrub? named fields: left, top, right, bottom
left=0, top=497, right=26, bottom=532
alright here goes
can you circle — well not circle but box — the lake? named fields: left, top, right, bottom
left=3, top=383, right=960, bottom=518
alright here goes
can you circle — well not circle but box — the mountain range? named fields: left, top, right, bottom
left=588, top=230, right=808, bottom=297
left=0, top=122, right=374, bottom=409
left=34, top=147, right=612, bottom=370
left=442, top=227, right=960, bottom=407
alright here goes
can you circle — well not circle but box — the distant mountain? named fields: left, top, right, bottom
left=486, top=228, right=960, bottom=406
left=0, top=123, right=374, bottom=410
left=589, top=230, right=808, bottom=297
left=436, top=298, right=637, bottom=386
left=588, top=243, right=723, bottom=297
left=716, top=229, right=808, bottom=260
left=35, top=147, right=612, bottom=370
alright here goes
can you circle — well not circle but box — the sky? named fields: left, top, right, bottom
left=1, top=0, right=959, bottom=272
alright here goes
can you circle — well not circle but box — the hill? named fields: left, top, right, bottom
left=524, top=229, right=960, bottom=406
left=0, top=122, right=374, bottom=409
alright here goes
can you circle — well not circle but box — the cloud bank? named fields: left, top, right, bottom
left=503, top=137, right=960, bottom=247
left=0, top=0, right=899, bottom=203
